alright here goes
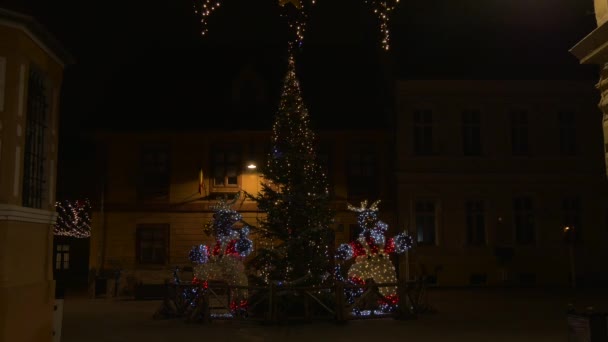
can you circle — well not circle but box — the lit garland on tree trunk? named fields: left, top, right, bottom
left=54, top=199, right=92, bottom=238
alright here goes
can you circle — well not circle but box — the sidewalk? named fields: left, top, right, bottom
left=59, top=288, right=608, bottom=342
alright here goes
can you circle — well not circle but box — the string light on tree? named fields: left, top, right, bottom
left=54, top=199, right=91, bottom=238
left=247, top=53, right=333, bottom=286
left=193, top=0, right=222, bottom=36
left=364, top=0, right=400, bottom=50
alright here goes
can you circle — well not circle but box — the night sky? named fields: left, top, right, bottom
left=0, top=0, right=598, bottom=147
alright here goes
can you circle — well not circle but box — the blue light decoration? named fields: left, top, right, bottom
left=335, top=243, right=354, bottom=261
left=189, top=244, right=209, bottom=264
left=394, top=231, right=413, bottom=254
left=235, top=226, right=254, bottom=257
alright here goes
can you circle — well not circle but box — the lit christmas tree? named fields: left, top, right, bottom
left=335, top=200, right=413, bottom=314
left=248, top=54, right=333, bottom=286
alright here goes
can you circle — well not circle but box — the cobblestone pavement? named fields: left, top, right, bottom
left=59, top=288, right=608, bottom=342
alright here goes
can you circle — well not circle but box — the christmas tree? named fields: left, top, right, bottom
left=249, top=54, right=333, bottom=285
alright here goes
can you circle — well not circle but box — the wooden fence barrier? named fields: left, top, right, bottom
left=154, top=278, right=433, bottom=324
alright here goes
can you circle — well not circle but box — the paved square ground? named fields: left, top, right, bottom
left=59, top=288, right=608, bottom=342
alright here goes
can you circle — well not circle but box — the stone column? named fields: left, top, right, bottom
left=597, top=64, right=608, bottom=178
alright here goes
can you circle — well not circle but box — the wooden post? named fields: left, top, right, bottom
left=397, top=279, right=416, bottom=320
left=405, top=249, right=410, bottom=282
left=202, top=291, right=210, bottom=324
left=335, top=282, right=345, bottom=323
left=304, top=291, right=311, bottom=322
left=267, top=283, right=275, bottom=323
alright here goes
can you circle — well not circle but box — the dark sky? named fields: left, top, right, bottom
left=1, top=0, right=598, bottom=137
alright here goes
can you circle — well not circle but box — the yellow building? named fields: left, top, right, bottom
left=395, top=80, right=608, bottom=287
left=0, top=8, right=73, bottom=342
left=571, top=0, right=608, bottom=178
left=89, top=130, right=394, bottom=295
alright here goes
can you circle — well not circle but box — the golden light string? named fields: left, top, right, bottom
left=364, top=0, right=400, bottom=50
left=193, top=0, right=222, bottom=36
left=279, top=0, right=316, bottom=48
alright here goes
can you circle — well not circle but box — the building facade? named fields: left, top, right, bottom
left=0, top=8, right=72, bottom=342
left=88, top=130, right=395, bottom=295
left=395, top=80, right=608, bottom=287
left=571, top=0, right=608, bottom=178
left=89, top=80, right=608, bottom=292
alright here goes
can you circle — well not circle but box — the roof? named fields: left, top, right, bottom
left=0, top=7, right=75, bottom=67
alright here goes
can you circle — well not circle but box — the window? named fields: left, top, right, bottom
left=139, top=144, right=170, bottom=201
left=415, top=200, right=436, bottom=245
left=510, top=109, right=529, bottom=155
left=413, top=109, right=433, bottom=155
left=462, top=110, right=481, bottom=156
left=465, top=200, right=485, bottom=245
left=558, top=111, right=577, bottom=155
left=347, top=145, right=377, bottom=197
left=562, top=197, right=582, bottom=242
left=513, top=197, right=535, bottom=244
left=212, top=147, right=240, bottom=188
left=22, top=67, right=48, bottom=208
left=55, top=244, right=69, bottom=270
left=136, top=224, right=169, bottom=264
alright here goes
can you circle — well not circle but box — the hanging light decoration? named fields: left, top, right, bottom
left=279, top=0, right=317, bottom=48
left=54, top=199, right=92, bottom=238
left=191, top=0, right=398, bottom=52
left=193, top=0, right=223, bottom=36
left=364, top=0, right=400, bottom=50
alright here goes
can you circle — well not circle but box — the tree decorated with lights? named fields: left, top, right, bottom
left=188, top=195, right=254, bottom=308
left=335, top=200, right=413, bottom=311
left=248, top=54, right=333, bottom=286
left=54, top=199, right=92, bottom=238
